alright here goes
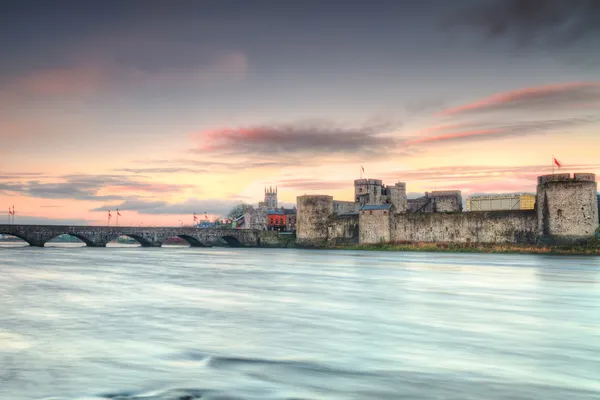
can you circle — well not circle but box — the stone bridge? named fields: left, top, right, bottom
left=0, top=224, right=288, bottom=248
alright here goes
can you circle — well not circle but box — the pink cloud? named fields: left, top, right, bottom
left=417, top=123, right=469, bottom=134
left=406, top=115, right=597, bottom=146
left=440, top=82, right=600, bottom=116
left=407, top=129, right=501, bottom=145
left=192, top=121, right=401, bottom=156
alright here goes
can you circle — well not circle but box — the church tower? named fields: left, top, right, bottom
left=265, top=186, right=278, bottom=209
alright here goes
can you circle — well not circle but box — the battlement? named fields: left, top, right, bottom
left=298, top=195, right=333, bottom=201
left=298, top=172, right=599, bottom=247
left=354, top=178, right=383, bottom=187
left=426, top=190, right=462, bottom=197
left=537, top=173, right=596, bottom=185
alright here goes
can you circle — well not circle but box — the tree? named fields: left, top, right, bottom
left=228, top=204, right=252, bottom=219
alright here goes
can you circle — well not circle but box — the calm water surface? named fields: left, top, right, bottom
left=1, top=245, right=599, bottom=399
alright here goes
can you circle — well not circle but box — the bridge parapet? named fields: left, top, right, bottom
left=0, top=225, right=285, bottom=248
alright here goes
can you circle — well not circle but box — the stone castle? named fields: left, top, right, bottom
left=296, top=173, right=599, bottom=247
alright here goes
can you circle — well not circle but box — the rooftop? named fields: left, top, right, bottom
left=268, top=207, right=297, bottom=215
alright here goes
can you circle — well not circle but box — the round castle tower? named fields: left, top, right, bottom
left=537, top=173, right=598, bottom=242
left=296, top=195, right=333, bottom=247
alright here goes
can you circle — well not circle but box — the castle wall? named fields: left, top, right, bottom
left=333, top=200, right=360, bottom=215
left=296, top=195, right=333, bottom=247
left=388, top=211, right=538, bottom=244
left=537, top=173, right=598, bottom=242
left=407, top=197, right=430, bottom=212
left=299, top=173, right=598, bottom=247
left=359, top=209, right=392, bottom=244
left=388, top=183, right=407, bottom=213
left=407, top=191, right=462, bottom=213
left=430, top=191, right=463, bottom=212
left=327, top=214, right=359, bottom=246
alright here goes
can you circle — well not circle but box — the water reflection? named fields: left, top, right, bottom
left=0, top=247, right=599, bottom=400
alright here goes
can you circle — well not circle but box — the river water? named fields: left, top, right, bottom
left=0, top=245, right=599, bottom=400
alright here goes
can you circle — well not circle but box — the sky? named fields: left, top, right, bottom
left=1, top=0, right=600, bottom=226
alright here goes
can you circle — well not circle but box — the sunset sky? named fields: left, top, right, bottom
left=2, top=0, right=600, bottom=226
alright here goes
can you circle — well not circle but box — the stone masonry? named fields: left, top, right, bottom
left=0, top=225, right=283, bottom=248
left=537, top=173, right=598, bottom=242
left=297, top=173, right=599, bottom=247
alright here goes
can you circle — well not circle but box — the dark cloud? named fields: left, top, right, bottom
left=452, top=0, right=600, bottom=47
left=90, top=198, right=167, bottom=212
left=0, top=172, right=45, bottom=180
left=440, top=82, right=600, bottom=115
left=23, top=180, right=124, bottom=201
left=0, top=182, right=26, bottom=193
left=0, top=174, right=193, bottom=201
left=91, top=197, right=245, bottom=216
left=195, top=120, right=404, bottom=156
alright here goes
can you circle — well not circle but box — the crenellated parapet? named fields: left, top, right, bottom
left=297, top=173, right=600, bottom=247
left=536, top=173, right=598, bottom=242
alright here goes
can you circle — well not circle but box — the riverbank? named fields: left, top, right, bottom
left=331, top=240, right=600, bottom=255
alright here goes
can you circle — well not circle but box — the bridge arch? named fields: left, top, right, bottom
left=220, top=235, right=242, bottom=247
left=163, top=234, right=210, bottom=247
left=43, top=233, right=97, bottom=247
left=0, top=232, right=31, bottom=246
left=105, top=233, right=154, bottom=247
left=45, top=233, right=88, bottom=247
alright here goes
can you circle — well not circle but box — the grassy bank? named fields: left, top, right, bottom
left=332, top=240, right=600, bottom=255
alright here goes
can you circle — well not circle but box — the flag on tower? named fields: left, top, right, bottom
left=553, top=157, right=561, bottom=168
left=108, top=210, right=112, bottom=219
left=117, top=209, right=121, bottom=217
left=193, top=213, right=198, bottom=221
left=8, top=207, right=13, bottom=215
left=361, top=165, right=365, bottom=172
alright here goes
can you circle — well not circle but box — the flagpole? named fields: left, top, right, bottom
left=12, top=205, right=15, bottom=225
left=116, top=209, right=119, bottom=227
left=108, top=210, right=110, bottom=227
left=552, top=155, right=554, bottom=175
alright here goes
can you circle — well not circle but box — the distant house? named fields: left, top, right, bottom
left=284, top=207, right=297, bottom=232
left=267, top=208, right=286, bottom=232
left=267, top=207, right=297, bottom=232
